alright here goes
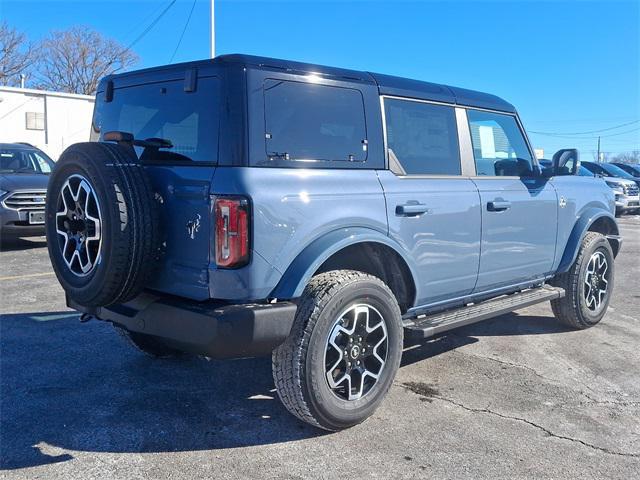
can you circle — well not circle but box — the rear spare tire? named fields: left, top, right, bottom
left=45, top=142, right=160, bottom=307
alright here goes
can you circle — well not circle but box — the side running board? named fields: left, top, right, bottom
left=404, top=285, right=565, bottom=340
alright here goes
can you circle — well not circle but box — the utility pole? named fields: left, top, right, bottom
left=597, top=136, right=601, bottom=162
left=210, top=0, right=215, bottom=58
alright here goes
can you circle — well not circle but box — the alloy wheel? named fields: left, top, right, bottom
left=324, top=303, right=389, bottom=401
left=55, top=174, right=102, bottom=277
left=584, top=250, right=609, bottom=311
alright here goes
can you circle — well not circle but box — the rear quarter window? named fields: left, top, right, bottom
left=263, top=79, right=368, bottom=162
left=91, top=77, right=220, bottom=163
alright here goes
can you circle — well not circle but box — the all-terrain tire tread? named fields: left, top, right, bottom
left=46, top=142, right=159, bottom=307
left=272, top=270, right=397, bottom=431
left=550, top=231, right=610, bottom=329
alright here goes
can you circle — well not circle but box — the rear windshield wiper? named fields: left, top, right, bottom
left=104, top=131, right=173, bottom=149
left=103, top=131, right=198, bottom=164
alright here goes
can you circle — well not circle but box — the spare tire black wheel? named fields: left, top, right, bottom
left=45, top=142, right=160, bottom=307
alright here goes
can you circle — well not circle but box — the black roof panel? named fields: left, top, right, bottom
left=106, top=54, right=516, bottom=113
left=216, top=54, right=515, bottom=113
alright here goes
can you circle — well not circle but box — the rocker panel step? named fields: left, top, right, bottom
left=404, top=285, right=565, bottom=340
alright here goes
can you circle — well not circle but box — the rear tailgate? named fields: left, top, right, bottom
left=92, top=71, right=220, bottom=300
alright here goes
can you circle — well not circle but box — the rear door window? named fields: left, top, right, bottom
left=263, top=79, right=368, bottom=162
left=92, top=77, right=219, bottom=163
left=383, top=98, right=461, bottom=175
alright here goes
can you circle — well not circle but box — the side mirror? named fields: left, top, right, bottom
left=552, top=148, right=580, bottom=176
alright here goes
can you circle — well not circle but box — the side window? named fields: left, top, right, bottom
left=467, top=109, right=534, bottom=176
left=383, top=98, right=461, bottom=175
left=264, top=79, right=367, bottom=162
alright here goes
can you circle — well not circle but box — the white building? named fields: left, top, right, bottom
left=0, top=86, right=95, bottom=160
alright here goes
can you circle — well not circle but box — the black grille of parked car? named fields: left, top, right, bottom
left=623, top=184, right=639, bottom=196
left=2, top=190, right=47, bottom=210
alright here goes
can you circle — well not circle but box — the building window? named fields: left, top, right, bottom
left=25, top=112, right=45, bottom=131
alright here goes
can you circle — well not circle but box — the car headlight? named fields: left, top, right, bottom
left=605, top=181, right=624, bottom=193
left=0, top=189, right=6, bottom=198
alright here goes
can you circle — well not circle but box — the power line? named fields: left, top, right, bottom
left=600, top=127, right=640, bottom=138
left=526, top=116, right=639, bottom=125
left=170, top=0, right=198, bottom=63
left=528, top=119, right=640, bottom=136
left=122, top=0, right=178, bottom=55
left=528, top=126, right=640, bottom=141
left=122, top=0, right=171, bottom=43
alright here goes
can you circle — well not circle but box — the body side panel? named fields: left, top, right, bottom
left=377, top=171, right=482, bottom=305
left=208, top=167, right=389, bottom=301
left=551, top=176, right=618, bottom=273
left=472, top=177, right=559, bottom=292
left=271, top=226, right=420, bottom=300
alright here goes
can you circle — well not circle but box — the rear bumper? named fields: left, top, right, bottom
left=68, top=293, right=297, bottom=359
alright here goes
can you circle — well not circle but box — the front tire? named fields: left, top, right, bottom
left=272, top=270, right=403, bottom=431
left=550, top=232, right=614, bottom=329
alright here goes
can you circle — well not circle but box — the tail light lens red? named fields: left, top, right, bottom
left=214, top=196, right=250, bottom=268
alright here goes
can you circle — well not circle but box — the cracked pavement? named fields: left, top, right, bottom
left=1, top=215, right=639, bottom=479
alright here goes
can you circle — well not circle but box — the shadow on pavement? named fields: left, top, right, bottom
left=402, top=311, right=570, bottom=367
left=0, top=311, right=323, bottom=470
left=1, top=309, right=569, bottom=470
left=0, top=237, right=47, bottom=252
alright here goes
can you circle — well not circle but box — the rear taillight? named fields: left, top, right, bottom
left=214, top=196, right=250, bottom=268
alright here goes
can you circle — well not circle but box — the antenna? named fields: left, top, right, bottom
left=210, top=0, right=215, bottom=58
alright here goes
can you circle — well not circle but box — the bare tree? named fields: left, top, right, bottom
left=35, top=26, right=138, bottom=95
left=612, top=151, right=640, bottom=164
left=0, top=22, right=34, bottom=86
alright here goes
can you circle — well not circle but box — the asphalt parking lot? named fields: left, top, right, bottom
left=1, top=216, right=639, bottom=479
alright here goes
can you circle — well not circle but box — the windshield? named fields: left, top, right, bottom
left=0, top=148, right=54, bottom=174
left=583, top=162, right=626, bottom=178
left=615, top=163, right=640, bottom=176
left=578, top=166, right=595, bottom=176
left=598, top=163, right=636, bottom=179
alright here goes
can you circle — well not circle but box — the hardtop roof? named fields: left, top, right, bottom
left=104, top=54, right=516, bottom=113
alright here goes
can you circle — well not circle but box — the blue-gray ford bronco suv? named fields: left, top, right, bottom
left=45, top=55, right=621, bottom=431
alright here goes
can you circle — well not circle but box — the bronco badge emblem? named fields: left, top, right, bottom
left=186, top=214, right=201, bottom=239
left=559, top=197, right=567, bottom=208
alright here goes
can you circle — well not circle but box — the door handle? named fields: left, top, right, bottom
left=487, top=200, right=511, bottom=212
left=396, top=203, right=429, bottom=216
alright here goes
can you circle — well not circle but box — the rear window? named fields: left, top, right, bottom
left=263, top=79, right=368, bottom=162
left=91, top=77, right=219, bottom=163
left=384, top=98, right=461, bottom=175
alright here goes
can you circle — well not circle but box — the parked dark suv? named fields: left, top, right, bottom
left=46, top=55, right=620, bottom=430
left=0, top=143, right=54, bottom=240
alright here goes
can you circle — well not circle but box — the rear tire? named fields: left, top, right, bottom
left=272, top=270, right=403, bottom=431
left=550, top=232, right=614, bottom=329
